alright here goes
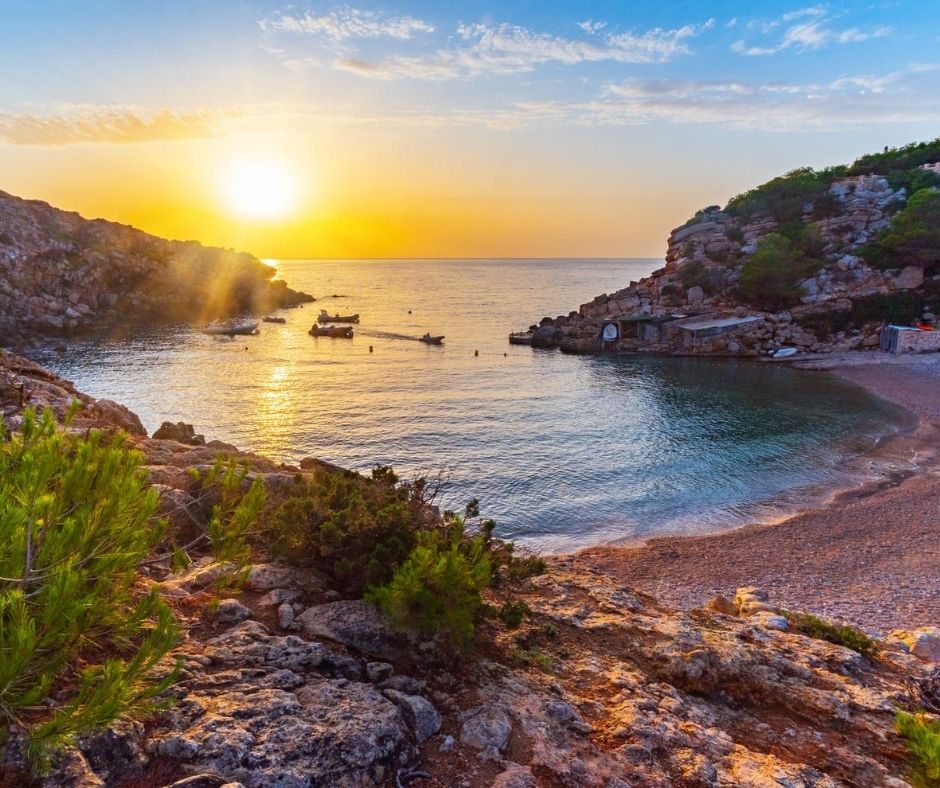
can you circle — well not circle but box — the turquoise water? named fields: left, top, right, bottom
left=37, top=259, right=909, bottom=551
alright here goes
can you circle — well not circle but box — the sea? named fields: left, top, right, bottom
left=36, top=258, right=911, bottom=551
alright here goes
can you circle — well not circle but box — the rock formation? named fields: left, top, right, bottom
left=0, top=350, right=936, bottom=787
left=0, top=190, right=312, bottom=346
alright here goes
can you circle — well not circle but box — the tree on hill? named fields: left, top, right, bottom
left=737, top=233, right=822, bottom=310
left=863, top=188, right=940, bottom=272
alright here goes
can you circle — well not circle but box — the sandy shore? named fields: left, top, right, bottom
left=564, top=354, right=940, bottom=634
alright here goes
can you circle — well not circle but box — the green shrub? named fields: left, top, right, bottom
left=785, top=611, right=878, bottom=659
left=659, top=283, right=682, bottom=298
left=848, top=138, right=940, bottom=176
left=498, top=600, right=531, bottom=629
left=726, top=226, right=745, bottom=243
left=200, top=459, right=266, bottom=567
left=851, top=292, right=923, bottom=327
left=726, top=167, right=845, bottom=224
left=863, top=188, right=940, bottom=272
left=0, top=408, right=178, bottom=766
left=737, top=233, right=821, bottom=310
left=366, top=525, right=492, bottom=647
left=679, top=260, right=724, bottom=294
left=267, top=466, right=424, bottom=594
left=896, top=711, right=940, bottom=786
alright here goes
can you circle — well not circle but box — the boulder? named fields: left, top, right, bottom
left=490, top=765, right=537, bottom=788
left=94, top=399, right=147, bottom=436
left=383, top=690, right=441, bottom=743
left=152, top=421, right=205, bottom=445
left=891, top=627, right=940, bottom=662
left=459, top=705, right=512, bottom=752
left=214, top=599, right=253, bottom=625
left=296, top=600, right=410, bottom=660
left=893, top=266, right=925, bottom=290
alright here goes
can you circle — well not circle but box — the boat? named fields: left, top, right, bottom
left=309, top=324, right=354, bottom=338
left=318, top=309, right=359, bottom=324
left=419, top=333, right=445, bottom=345
left=771, top=347, right=798, bottom=359
left=202, top=320, right=259, bottom=336
left=508, top=331, right=533, bottom=345
left=262, top=316, right=286, bottom=324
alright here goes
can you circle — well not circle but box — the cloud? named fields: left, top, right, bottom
left=0, top=106, right=242, bottom=146
left=258, top=7, right=434, bottom=42
left=321, top=19, right=714, bottom=80
left=733, top=6, right=891, bottom=55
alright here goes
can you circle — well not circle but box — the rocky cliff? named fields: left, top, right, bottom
left=1, top=351, right=938, bottom=787
left=0, top=191, right=313, bottom=346
left=528, top=140, right=940, bottom=356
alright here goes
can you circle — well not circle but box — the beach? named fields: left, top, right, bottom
left=567, top=356, right=940, bottom=633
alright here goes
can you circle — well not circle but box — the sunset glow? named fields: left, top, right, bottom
left=221, top=157, right=300, bottom=221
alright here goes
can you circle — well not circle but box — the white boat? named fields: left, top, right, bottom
left=203, top=320, right=259, bottom=336
left=771, top=347, right=798, bottom=359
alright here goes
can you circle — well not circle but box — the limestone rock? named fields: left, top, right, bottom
left=214, top=598, right=253, bottom=624
left=296, top=600, right=409, bottom=660
left=459, top=705, right=512, bottom=752
left=891, top=627, right=940, bottom=661
left=383, top=689, right=442, bottom=742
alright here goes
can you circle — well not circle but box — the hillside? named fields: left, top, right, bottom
left=529, top=139, right=940, bottom=356
left=0, top=191, right=312, bottom=345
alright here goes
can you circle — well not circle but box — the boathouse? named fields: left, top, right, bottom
left=880, top=324, right=940, bottom=353
left=671, top=315, right=762, bottom=348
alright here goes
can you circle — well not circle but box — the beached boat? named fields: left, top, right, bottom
left=318, top=309, right=359, bottom=324
left=419, top=333, right=445, bottom=345
left=262, top=316, right=286, bottom=324
left=203, top=320, right=259, bottom=336
left=508, top=331, right=534, bottom=345
left=309, top=324, right=354, bottom=338
left=771, top=347, right=798, bottom=359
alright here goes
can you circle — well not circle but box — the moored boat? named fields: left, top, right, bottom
left=309, top=324, right=354, bottom=338
left=262, top=316, right=286, bottom=324
left=318, top=309, right=359, bottom=324
left=508, top=331, right=534, bottom=345
left=203, top=320, right=259, bottom=336
left=419, top=333, right=445, bottom=345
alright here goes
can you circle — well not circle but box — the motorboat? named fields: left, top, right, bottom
left=309, top=324, right=354, bottom=338
left=419, top=333, right=445, bottom=345
left=262, top=316, right=287, bottom=324
left=318, top=309, right=359, bottom=324
left=203, top=320, right=259, bottom=336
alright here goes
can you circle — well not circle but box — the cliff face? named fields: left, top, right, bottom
left=530, top=148, right=940, bottom=356
left=0, top=191, right=312, bottom=345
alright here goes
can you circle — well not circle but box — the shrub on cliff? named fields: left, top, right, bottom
left=849, top=137, right=940, bottom=176
left=268, top=465, right=427, bottom=594
left=737, top=233, right=821, bottom=310
left=366, top=515, right=492, bottom=647
left=679, top=260, right=724, bottom=294
left=896, top=711, right=940, bottom=786
left=863, top=188, right=940, bottom=272
left=725, top=167, right=844, bottom=224
left=0, top=408, right=178, bottom=767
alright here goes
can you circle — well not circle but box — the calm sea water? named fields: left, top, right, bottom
left=37, top=259, right=909, bottom=551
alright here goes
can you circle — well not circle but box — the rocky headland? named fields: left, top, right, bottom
left=1, top=351, right=938, bottom=787
left=0, top=190, right=313, bottom=347
left=526, top=141, right=940, bottom=357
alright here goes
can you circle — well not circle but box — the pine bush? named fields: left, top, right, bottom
left=0, top=408, right=178, bottom=767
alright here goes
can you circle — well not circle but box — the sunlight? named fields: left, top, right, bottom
left=221, top=156, right=299, bottom=220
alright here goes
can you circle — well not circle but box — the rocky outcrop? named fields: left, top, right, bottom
left=0, top=352, right=933, bottom=787
left=0, top=190, right=313, bottom=346
left=527, top=171, right=939, bottom=357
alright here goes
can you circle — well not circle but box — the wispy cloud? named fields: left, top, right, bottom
left=0, top=106, right=243, bottom=146
left=732, top=5, right=891, bottom=55
left=258, top=7, right=434, bottom=42
left=263, top=11, right=715, bottom=80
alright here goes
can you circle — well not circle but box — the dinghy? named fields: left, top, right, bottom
left=309, top=324, right=354, bottom=338
left=318, top=309, right=359, bottom=324
left=771, top=347, right=798, bottom=359
left=203, top=320, right=259, bottom=336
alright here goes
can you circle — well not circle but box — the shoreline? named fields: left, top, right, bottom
left=564, top=353, right=940, bottom=633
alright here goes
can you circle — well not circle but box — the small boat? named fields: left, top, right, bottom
left=203, top=320, right=259, bottom=336
left=508, top=331, right=533, bottom=345
left=419, top=333, right=445, bottom=345
left=318, top=309, right=359, bottom=324
left=263, top=316, right=287, bottom=324
left=309, top=324, right=353, bottom=338
left=771, top=347, right=798, bottom=359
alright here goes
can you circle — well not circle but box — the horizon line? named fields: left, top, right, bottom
left=263, top=256, right=663, bottom=261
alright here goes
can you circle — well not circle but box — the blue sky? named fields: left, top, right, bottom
left=0, top=1, right=938, bottom=256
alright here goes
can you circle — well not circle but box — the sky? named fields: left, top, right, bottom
left=0, top=1, right=938, bottom=258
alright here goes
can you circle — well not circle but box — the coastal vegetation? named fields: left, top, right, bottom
left=896, top=711, right=940, bottom=786
left=864, top=188, right=940, bottom=272
left=736, top=232, right=822, bottom=310
left=784, top=610, right=879, bottom=660
left=0, top=408, right=178, bottom=766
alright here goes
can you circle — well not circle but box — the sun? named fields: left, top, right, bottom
left=221, top=156, right=299, bottom=220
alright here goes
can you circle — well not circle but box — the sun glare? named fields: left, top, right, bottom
left=222, top=157, right=299, bottom=220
